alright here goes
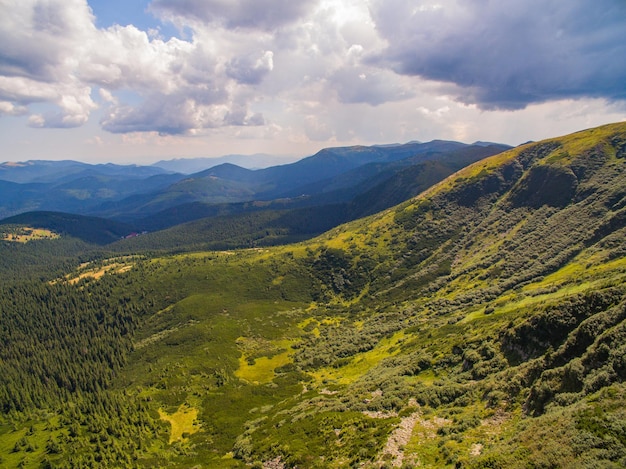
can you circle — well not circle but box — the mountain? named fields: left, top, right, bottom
left=0, top=143, right=502, bottom=251
left=113, top=148, right=504, bottom=251
left=0, top=160, right=168, bottom=184
left=0, top=161, right=184, bottom=219
left=0, top=160, right=92, bottom=183
left=0, top=141, right=509, bottom=223
left=92, top=140, right=509, bottom=222
left=1, top=122, right=625, bottom=468
left=152, top=153, right=300, bottom=173
left=242, top=139, right=483, bottom=199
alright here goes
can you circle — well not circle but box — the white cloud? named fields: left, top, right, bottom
left=330, top=67, right=413, bottom=105
left=0, top=101, right=27, bottom=116
left=149, top=0, right=319, bottom=31
left=101, top=93, right=223, bottom=134
left=0, top=0, right=98, bottom=127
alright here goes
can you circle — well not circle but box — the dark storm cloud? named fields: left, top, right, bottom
left=369, top=0, right=626, bottom=109
left=150, top=0, right=319, bottom=30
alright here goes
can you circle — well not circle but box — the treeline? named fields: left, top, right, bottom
left=0, top=265, right=175, bottom=466
left=111, top=205, right=350, bottom=254
left=0, top=237, right=93, bottom=283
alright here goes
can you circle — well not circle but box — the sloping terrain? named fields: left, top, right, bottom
left=89, top=141, right=508, bottom=221
left=0, top=142, right=504, bottom=248
left=112, top=149, right=499, bottom=252
left=0, top=164, right=183, bottom=219
left=0, top=122, right=625, bottom=468
left=0, top=211, right=135, bottom=244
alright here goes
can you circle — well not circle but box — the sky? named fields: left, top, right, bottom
left=0, top=0, right=625, bottom=165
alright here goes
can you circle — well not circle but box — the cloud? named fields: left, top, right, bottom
left=1, top=0, right=624, bottom=144
left=0, top=0, right=99, bottom=127
left=0, top=0, right=94, bottom=81
left=304, top=114, right=334, bottom=141
left=0, top=74, right=96, bottom=128
left=368, top=0, right=626, bottom=109
left=226, top=51, right=274, bottom=85
left=0, top=0, right=406, bottom=136
left=101, top=89, right=267, bottom=134
left=149, top=0, right=319, bottom=31
left=331, top=67, right=413, bottom=105
left=0, top=0, right=269, bottom=134
left=224, top=108, right=266, bottom=126
left=0, top=101, right=27, bottom=116
left=101, top=91, right=223, bottom=135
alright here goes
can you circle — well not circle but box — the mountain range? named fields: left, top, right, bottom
left=0, top=122, right=625, bottom=468
left=152, top=153, right=300, bottom=173
left=0, top=140, right=510, bottom=244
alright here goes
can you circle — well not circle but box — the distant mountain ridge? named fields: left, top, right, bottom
left=92, top=140, right=510, bottom=221
left=0, top=149, right=504, bottom=247
left=152, top=153, right=300, bottom=173
left=0, top=160, right=169, bottom=184
left=0, top=139, right=510, bottom=224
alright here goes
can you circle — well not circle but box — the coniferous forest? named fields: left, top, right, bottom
left=1, top=122, right=626, bottom=467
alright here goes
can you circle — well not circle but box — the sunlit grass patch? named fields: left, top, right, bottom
left=158, top=405, right=200, bottom=444
left=56, top=256, right=138, bottom=284
left=298, top=317, right=321, bottom=337
left=311, top=331, right=407, bottom=385
left=405, top=369, right=438, bottom=386
left=66, top=263, right=133, bottom=284
left=235, top=339, right=294, bottom=384
left=526, top=255, right=626, bottom=293
left=1, top=226, right=59, bottom=243
left=0, top=416, right=65, bottom=468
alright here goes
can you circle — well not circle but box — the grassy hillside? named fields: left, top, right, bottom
left=0, top=122, right=625, bottom=468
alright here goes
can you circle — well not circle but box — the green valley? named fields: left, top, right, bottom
left=1, top=122, right=626, bottom=468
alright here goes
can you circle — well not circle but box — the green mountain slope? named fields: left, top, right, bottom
left=1, top=122, right=625, bottom=468
left=0, top=211, right=135, bottom=244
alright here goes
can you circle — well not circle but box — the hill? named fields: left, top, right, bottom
left=89, top=141, right=509, bottom=221
left=0, top=160, right=170, bottom=184
left=0, top=161, right=183, bottom=219
left=0, top=122, right=625, bottom=468
left=0, top=211, right=135, bottom=244
left=114, top=148, right=498, bottom=252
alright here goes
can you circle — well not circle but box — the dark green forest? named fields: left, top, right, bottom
left=1, top=122, right=626, bottom=468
